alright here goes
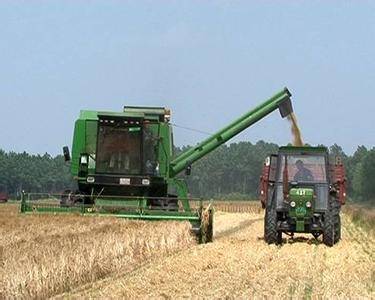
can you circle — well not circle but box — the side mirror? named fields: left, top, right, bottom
left=185, top=165, right=192, bottom=176
left=63, top=146, right=71, bottom=162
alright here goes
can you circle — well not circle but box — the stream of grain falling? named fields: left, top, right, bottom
left=287, top=112, right=304, bottom=146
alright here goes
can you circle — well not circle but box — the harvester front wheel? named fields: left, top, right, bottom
left=60, top=190, right=86, bottom=207
left=199, top=206, right=213, bottom=244
left=264, top=199, right=280, bottom=244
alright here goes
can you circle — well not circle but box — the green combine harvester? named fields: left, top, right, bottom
left=21, top=88, right=294, bottom=243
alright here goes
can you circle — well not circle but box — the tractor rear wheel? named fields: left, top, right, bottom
left=333, top=201, right=341, bottom=244
left=323, top=199, right=341, bottom=246
left=264, top=199, right=280, bottom=244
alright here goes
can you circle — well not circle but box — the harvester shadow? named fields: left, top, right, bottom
left=215, top=218, right=263, bottom=239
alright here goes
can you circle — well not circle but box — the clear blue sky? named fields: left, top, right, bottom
left=1, top=1, right=374, bottom=155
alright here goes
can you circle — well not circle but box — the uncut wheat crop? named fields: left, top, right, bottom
left=0, top=204, right=195, bottom=299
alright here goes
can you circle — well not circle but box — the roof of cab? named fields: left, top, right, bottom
left=278, top=145, right=328, bottom=153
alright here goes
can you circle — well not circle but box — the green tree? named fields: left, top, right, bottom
left=352, top=148, right=375, bottom=203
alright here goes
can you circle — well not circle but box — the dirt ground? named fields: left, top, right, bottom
left=63, top=210, right=374, bottom=299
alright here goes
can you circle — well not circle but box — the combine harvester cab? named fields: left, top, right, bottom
left=259, top=146, right=347, bottom=246
left=21, top=87, right=295, bottom=244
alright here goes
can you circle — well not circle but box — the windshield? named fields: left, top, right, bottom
left=96, top=123, right=142, bottom=175
left=277, top=154, right=327, bottom=183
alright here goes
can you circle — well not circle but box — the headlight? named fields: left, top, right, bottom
left=80, top=155, right=88, bottom=164
left=306, top=201, right=312, bottom=208
left=87, top=176, right=95, bottom=183
left=119, top=178, right=131, bottom=185
left=142, top=179, right=150, bottom=186
left=290, top=201, right=296, bottom=208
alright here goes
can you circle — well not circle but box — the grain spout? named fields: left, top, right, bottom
left=287, top=112, right=304, bottom=146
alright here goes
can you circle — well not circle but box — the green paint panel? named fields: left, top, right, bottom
left=21, top=199, right=200, bottom=222
left=289, top=188, right=314, bottom=232
left=71, top=119, right=86, bottom=176
left=158, top=123, right=172, bottom=177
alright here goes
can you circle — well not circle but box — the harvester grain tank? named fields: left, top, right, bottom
left=259, top=146, right=346, bottom=246
left=21, top=88, right=295, bottom=243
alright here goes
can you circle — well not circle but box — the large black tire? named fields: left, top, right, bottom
left=149, top=198, right=179, bottom=211
left=264, top=198, right=279, bottom=244
left=60, top=190, right=86, bottom=207
left=323, top=198, right=341, bottom=246
left=333, top=200, right=341, bottom=244
left=60, top=190, right=74, bottom=207
left=334, top=214, right=341, bottom=244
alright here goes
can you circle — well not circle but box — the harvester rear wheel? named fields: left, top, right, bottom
left=264, top=199, right=279, bottom=244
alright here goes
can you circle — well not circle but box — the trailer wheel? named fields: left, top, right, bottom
left=264, top=198, right=279, bottom=244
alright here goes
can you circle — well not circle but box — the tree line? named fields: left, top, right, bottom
left=0, top=150, right=74, bottom=197
left=0, top=142, right=374, bottom=203
left=178, top=141, right=375, bottom=203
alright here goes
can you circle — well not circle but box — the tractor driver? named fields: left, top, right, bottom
left=294, top=159, right=314, bottom=182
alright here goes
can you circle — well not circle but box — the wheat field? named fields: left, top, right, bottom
left=71, top=209, right=374, bottom=299
left=0, top=204, right=195, bottom=299
left=1, top=202, right=374, bottom=299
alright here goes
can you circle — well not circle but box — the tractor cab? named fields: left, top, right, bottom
left=260, top=146, right=346, bottom=246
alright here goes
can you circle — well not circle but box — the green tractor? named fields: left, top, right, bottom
left=260, top=146, right=347, bottom=246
